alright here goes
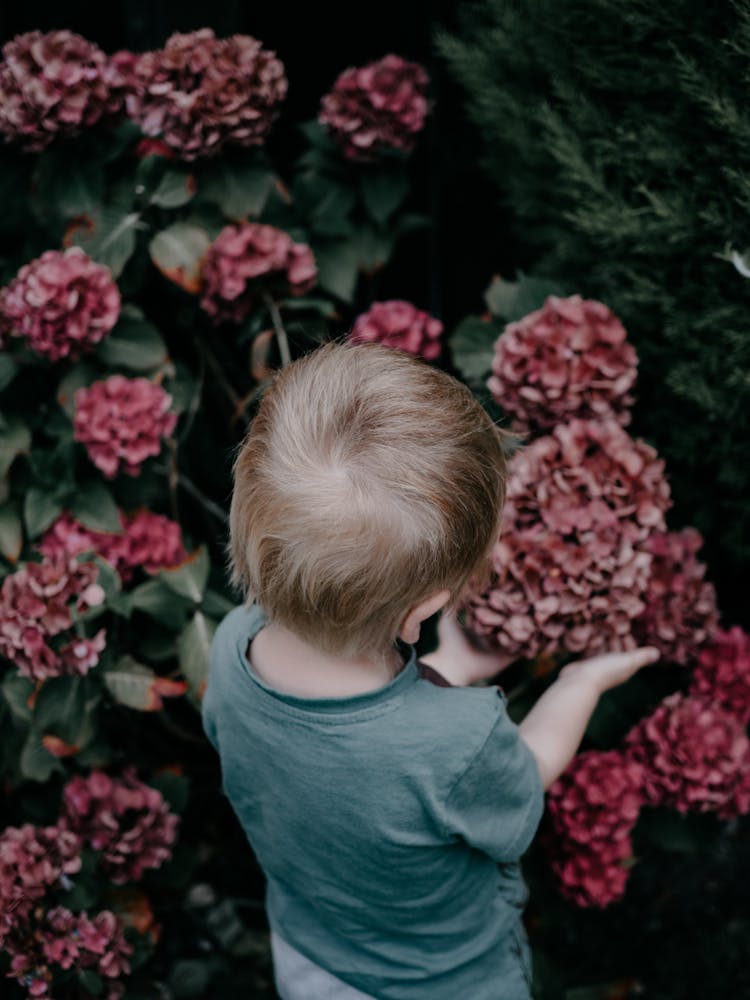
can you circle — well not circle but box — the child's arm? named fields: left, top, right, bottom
left=517, top=648, right=659, bottom=790
left=419, top=610, right=515, bottom=685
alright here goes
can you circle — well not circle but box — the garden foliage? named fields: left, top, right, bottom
left=438, top=0, right=750, bottom=614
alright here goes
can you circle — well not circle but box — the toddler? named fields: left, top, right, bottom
left=202, top=341, right=658, bottom=1000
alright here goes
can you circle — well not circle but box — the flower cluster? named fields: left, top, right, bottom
left=348, top=300, right=443, bottom=360
left=624, top=693, right=750, bottom=820
left=125, top=29, right=287, bottom=160
left=0, top=824, right=81, bottom=949
left=39, top=509, right=187, bottom=582
left=200, top=222, right=316, bottom=323
left=0, top=555, right=105, bottom=681
left=73, top=375, right=177, bottom=478
left=8, top=906, right=132, bottom=999
left=542, top=751, right=645, bottom=907
left=61, top=768, right=179, bottom=884
left=319, top=54, right=429, bottom=160
left=632, top=528, right=719, bottom=665
left=464, top=419, right=671, bottom=660
left=0, top=248, right=121, bottom=362
left=0, top=30, right=113, bottom=150
left=690, top=627, right=750, bottom=726
left=488, top=295, right=638, bottom=432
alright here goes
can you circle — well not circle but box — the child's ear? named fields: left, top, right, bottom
left=398, top=589, right=451, bottom=645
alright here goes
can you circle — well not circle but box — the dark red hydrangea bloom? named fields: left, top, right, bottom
left=102, top=50, right=140, bottom=116
left=348, top=300, right=443, bottom=360
left=39, top=508, right=187, bottom=582
left=0, top=824, right=81, bottom=948
left=464, top=419, right=671, bottom=661
left=624, top=692, right=750, bottom=820
left=541, top=751, right=645, bottom=908
left=0, top=248, right=121, bottom=362
left=488, top=295, right=638, bottom=432
left=125, top=29, right=287, bottom=160
left=690, top=627, right=750, bottom=727
left=0, top=30, right=114, bottom=150
left=0, top=556, right=106, bottom=682
left=632, top=528, right=719, bottom=665
left=61, top=768, right=179, bottom=884
left=73, top=375, right=178, bottom=478
left=319, top=54, right=429, bottom=160
left=200, top=222, right=316, bottom=323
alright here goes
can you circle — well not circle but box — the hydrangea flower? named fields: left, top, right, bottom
left=73, top=375, right=177, bottom=478
left=348, top=300, right=443, bottom=360
left=200, top=222, right=316, bottom=323
left=542, top=751, right=645, bottom=908
left=61, top=768, right=179, bottom=884
left=0, top=248, right=121, bottom=362
left=125, top=29, right=287, bottom=159
left=0, top=555, right=106, bottom=682
left=319, top=54, right=429, bottom=160
left=39, top=509, right=187, bottom=582
left=464, top=419, right=671, bottom=660
left=624, top=692, right=750, bottom=819
left=488, top=295, right=637, bottom=432
left=0, top=30, right=113, bottom=150
left=632, top=528, right=719, bottom=664
left=690, top=627, right=750, bottom=727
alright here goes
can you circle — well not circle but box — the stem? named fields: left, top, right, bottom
left=155, top=462, right=228, bottom=525
left=178, top=340, right=206, bottom=444
left=200, top=339, right=242, bottom=410
left=166, top=437, right=180, bottom=523
left=262, top=291, right=291, bottom=367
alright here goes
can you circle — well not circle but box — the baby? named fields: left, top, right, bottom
left=202, top=341, right=658, bottom=1000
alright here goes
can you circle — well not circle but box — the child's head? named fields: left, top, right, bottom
left=228, top=340, right=509, bottom=659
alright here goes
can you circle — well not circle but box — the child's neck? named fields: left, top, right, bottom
left=247, top=621, right=406, bottom=699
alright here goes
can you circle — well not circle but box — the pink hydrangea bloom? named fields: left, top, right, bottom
left=632, top=528, right=719, bottom=665
left=488, top=295, right=637, bottom=432
left=39, top=508, right=187, bottom=582
left=102, top=50, right=140, bottom=116
left=61, top=768, right=179, bottom=884
left=542, top=751, right=645, bottom=908
left=0, top=248, right=120, bottom=362
left=0, top=824, right=81, bottom=948
left=0, top=555, right=106, bottom=682
left=348, top=300, right=443, bottom=360
left=690, top=627, right=750, bottom=727
left=73, top=375, right=177, bottom=478
left=319, top=54, right=429, bottom=160
left=0, top=30, right=113, bottom=150
left=200, top=222, right=316, bottom=323
left=125, top=29, right=287, bottom=160
left=624, top=692, right=750, bottom=820
left=464, top=419, right=671, bottom=661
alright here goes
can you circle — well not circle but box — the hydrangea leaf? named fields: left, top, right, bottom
left=68, top=207, right=141, bottom=278
left=0, top=416, right=32, bottom=479
left=70, top=480, right=122, bottom=533
left=178, top=610, right=218, bottom=705
left=158, top=546, right=211, bottom=603
left=315, top=240, right=360, bottom=302
left=0, top=501, right=23, bottom=563
left=104, top=656, right=187, bottom=711
left=149, top=168, right=197, bottom=209
left=125, top=578, right=192, bottom=630
left=149, top=222, right=211, bottom=294
left=450, top=315, right=499, bottom=382
left=199, top=161, right=276, bottom=220
left=96, top=305, right=169, bottom=372
left=361, top=164, right=410, bottom=224
left=24, top=487, right=65, bottom=540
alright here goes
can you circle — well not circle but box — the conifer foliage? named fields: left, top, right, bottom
left=438, top=1, right=750, bottom=605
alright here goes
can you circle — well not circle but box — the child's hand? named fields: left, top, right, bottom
left=421, top=610, right=513, bottom=686
left=558, top=646, right=661, bottom=696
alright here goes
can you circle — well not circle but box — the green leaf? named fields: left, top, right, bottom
left=158, top=546, right=210, bottom=603
left=315, top=240, right=360, bottom=302
left=149, top=222, right=211, bottom=294
left=103, top=656, right=187, bottom=711
left=31, top=149, right=105, bottom=221
left=56, top=361, right=99, bottom=418
left=2, top=673, right=35, bottom=722
left=0, top=502, right=23, bottom=562
left=201, top=588, right=236, bottom=619
left=33, top=675, right=100, bottom=751
left=484, top=273, right=564, bottom=322
left=70, top=479, right=122, bottom=533
left=0, top=416, right=32, bottom=478
left=0, top=354, right=19, bottom=393
left=24, top=487, right=65, bottom=539
left=86, top=554, right=129, bottom=616
left=77, top=969, right=104, bottom=995
left=450, top=316, right=499, bottom=382
left=200, top=161, right=276, bottom=220
left=69, top=208, right=141, bottom=278
left=96, top=305, right=169, bottom=372
left=126, top=578, right=192, bottom=629
left=353, top=225, right=396, bottom=273
left=169, top=959, right=213, bottom=998
left=20, top=726, right=63, bottom=782
left=150, top=168, right=197, bottom=209
left=361, top=165, right=410, bottom=223
left=178, top=610, right=218, bottom=704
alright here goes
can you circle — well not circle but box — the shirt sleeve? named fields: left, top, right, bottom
left=439, top=689, right=544, bottom=863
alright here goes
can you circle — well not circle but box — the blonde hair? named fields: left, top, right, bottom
left=228, top=340, right=509, bottom=659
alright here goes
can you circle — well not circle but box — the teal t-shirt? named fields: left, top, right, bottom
left=202, top=603, right=544, bottom=1000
